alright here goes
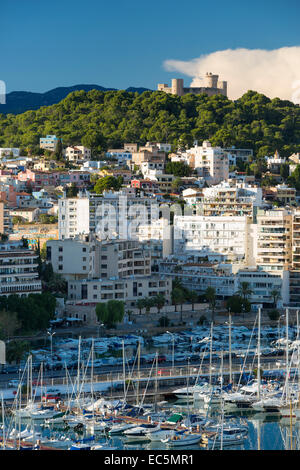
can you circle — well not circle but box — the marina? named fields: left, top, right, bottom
left=1, top=309, right=300, bottom=451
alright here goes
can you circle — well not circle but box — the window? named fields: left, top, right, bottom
left=59, top=247, right=63, bottom=252
left=58, top=256, right=63, bottom=261
left=58, top=265, right=63, bottom=270
left=82, top=247, right=86, bottom=252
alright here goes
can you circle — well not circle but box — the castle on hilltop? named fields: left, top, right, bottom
left=157, top=73, right=227, bottom=97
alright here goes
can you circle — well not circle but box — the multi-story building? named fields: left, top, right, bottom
left=173, top=215, right=254, bottom=264
left=181, top=141, right=229, bottom=184
left=0, top=201, right=13, bottom=235
left=68, top=274, right=172, bottom=307
left=256, top=209, right=292, bottom=273
left=64, top=146, right=91, bottom=162
left=223, top=147, right=253, bottom=163
left=289, top=211, right=300, bottom=307
left=157, top=74, right=227, bottom=97
left=137, top=219, right=173, bottom=268
left=46, top=236, right=151, bottom=281
left=159, top=254, right=236, bottom=298
left=131, top=143, right=166, bottom=168
left=195, top=182, right=262, bottom=219
left=236, top=268, right=286, bottom=308
left=0, top=240, right=42, bottom=296
left=58, top=189, right=157, bottom=240
left=39, top=135, right=60, bottom=151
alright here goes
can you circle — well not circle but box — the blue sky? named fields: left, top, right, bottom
left=1, top=0, right=300, bottom=93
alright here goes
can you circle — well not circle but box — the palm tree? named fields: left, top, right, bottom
left=188, top=290, right=198, bottom=311
left=205, top=287, right=216, bottom=324
left=171, top=288, right=185, bottom=322
left=136, top=298, right=145, bottom=315
left=270, top=289, right=281, bottom=308
left=237, top=282, right=253, bottom=301
left=144, top=298, right=154, bottom=314
left=153, top=294, right=165, bottom=315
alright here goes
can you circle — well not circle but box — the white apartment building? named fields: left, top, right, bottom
left=159, top=254, right=236, bottom=298
left=140, top=161, right=165, bottom=176
left=173, top=215, right=254, bottom=264
left=236, top=268, right=287, bottom=308
left=59, top=190, right=157, bottom=240
left=0, top=240, right=41, bottom=296
left=183, top=141, right=229, bottom=184
left=46, top=237, right=151, bottom=281
left=137, top=219, right=173, bottom=267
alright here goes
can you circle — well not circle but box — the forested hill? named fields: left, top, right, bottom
left=0, top=88, right=299, bottom=158
left=1, top=84, right=151, bottom=114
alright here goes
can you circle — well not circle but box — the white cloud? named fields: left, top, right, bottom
left=163, top=47, right=300, bottom=103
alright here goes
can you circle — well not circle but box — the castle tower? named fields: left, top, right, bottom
left=171, top=78, right=184, bottom=96
left=205, top=72, right=219, bottom=88
left=218, top=80, right=227, bottom=97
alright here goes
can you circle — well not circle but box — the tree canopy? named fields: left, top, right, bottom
left=0, top=89, right=299, bottom=159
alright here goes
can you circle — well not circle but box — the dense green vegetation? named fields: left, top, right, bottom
left=96, top=300, right=125, bottom=328
left=0, top=293, right=56, bottom=336
left=0, top=89, right=299, bottom=158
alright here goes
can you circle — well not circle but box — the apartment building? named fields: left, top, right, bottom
left=68, top=274, right=171, bottom=307
left=59, top=190, right=157, bottom=240
left=137, top=219, right=173, bottom=267
left=182, top=141, right=229, bottom=184
left=173, top=215, right=254, bottom=264
left=195, top=182, right=262, bottom=219
left=256, top=209, right=292, bottom=273
left=0, top=240, right=41, bottom=296
left=145, top=171, right=175, bottom=193
left=39, top=135, right=60, bottom=151
left=289, top=211, right=300, bottom=307
left=159, top=254, right=236, bottom=298
left=64, top=146, right=91, bottom=162
left=236, top=268, right=287, bottom=308
left=47, top=236, right=151, bottom=281
left=0, top=201, right=13, bottom=235
left=131, top=143, right=166, bottom=168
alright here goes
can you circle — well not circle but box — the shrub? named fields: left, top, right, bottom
left=158, top=316, right=169, bottom=327
left=268, top=309, right=280, bottom=321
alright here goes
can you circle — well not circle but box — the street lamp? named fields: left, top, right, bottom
left=47, top=330, right=56, bottom=370
left=166, top=331, right=175, bottom=372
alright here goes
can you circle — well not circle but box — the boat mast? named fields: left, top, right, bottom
left=122, top=340, right=126, bottom=400
left=77, top=336, right=81, bottom=399
left=286, top=308, right=289, bottom=403
left=229, top=310, right=232, bottom=385
left=1, top=393, right=5, bottom=450
left=154, top=351, right=158, bottom=413
left=136, top=341, right=141, bottom=407
left=209, top=322, right=213, bottom=387
left=257, top=307, right=261, bottom=400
